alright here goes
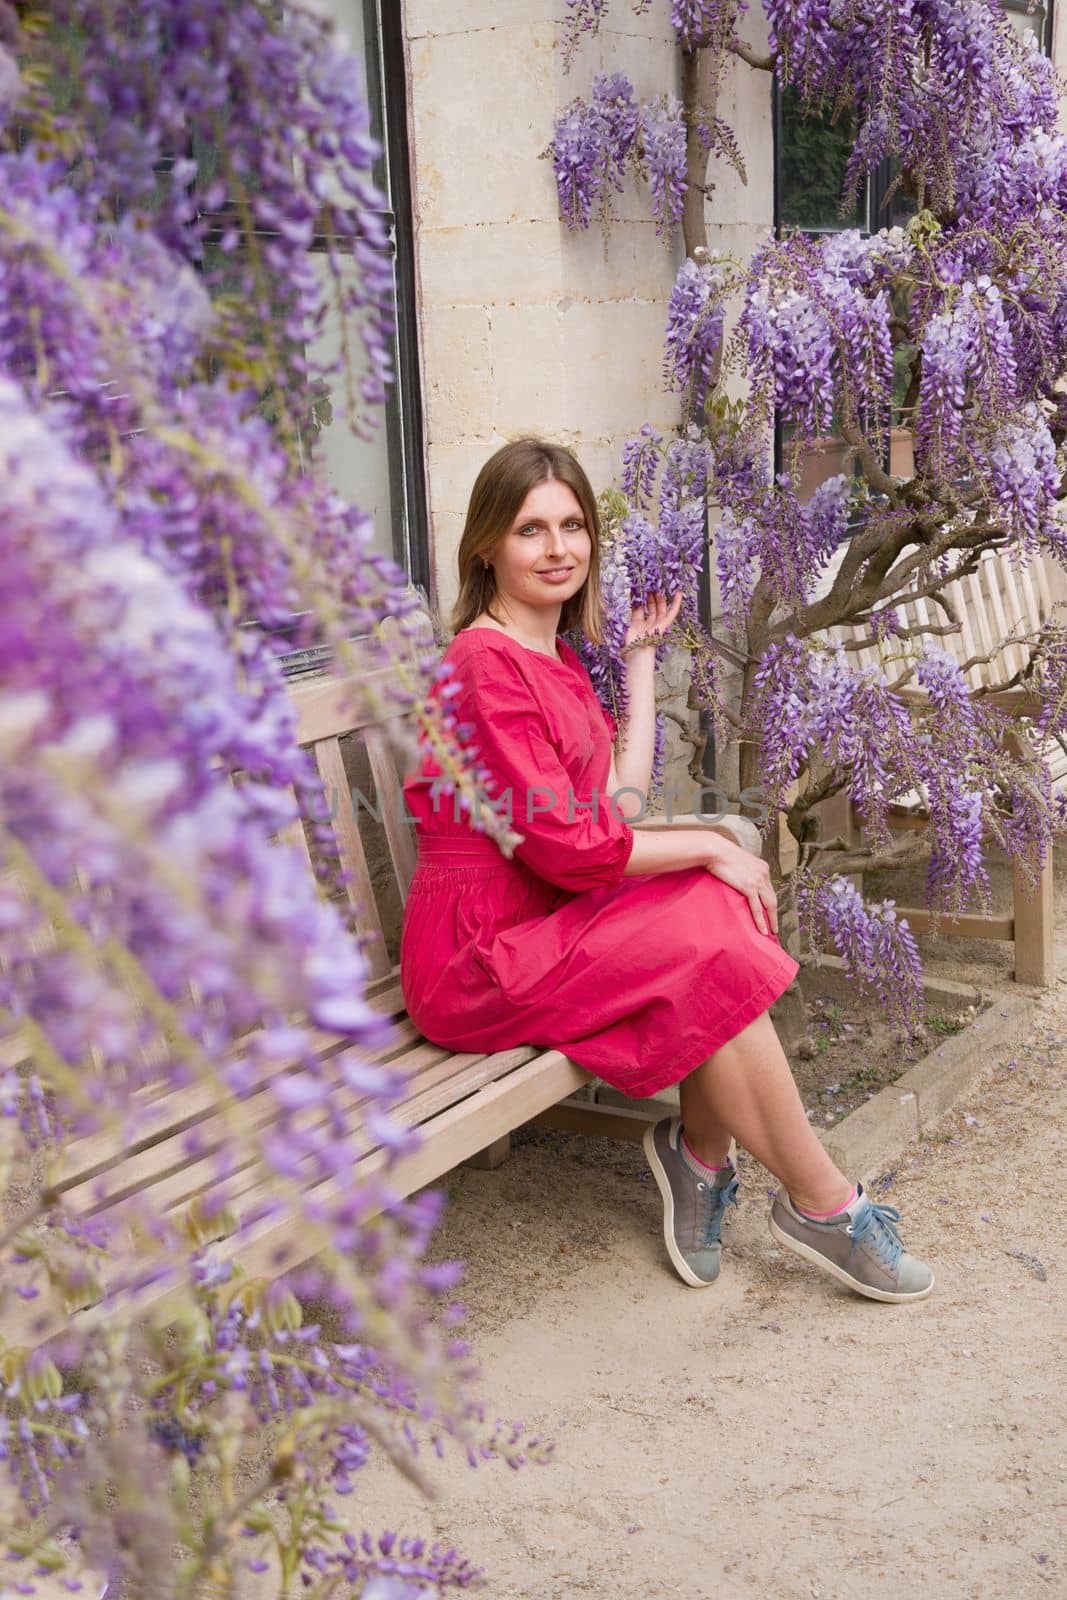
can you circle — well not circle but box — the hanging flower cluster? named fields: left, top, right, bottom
left=549, top=73, right=687, bottom=240
left=571, top=430, right=716, bottom=791
left=672, top=0, right=747, bottom=51
left=664, top=256, right=731, bottom=418
left=0, top=2, right=530, bottom=1591
left=714, top=472, right=854, bottom=631
left=741, top=230, right=898, bottom=444
left=794, top=870, right=925, bottom=1043
left=765, top=0, right=1063, bottom=229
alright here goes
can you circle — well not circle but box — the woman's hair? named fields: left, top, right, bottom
left=449, top=438, right=605, bottom=645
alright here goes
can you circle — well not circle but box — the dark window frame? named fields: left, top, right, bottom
left=371, top=0, right=430, bottom=599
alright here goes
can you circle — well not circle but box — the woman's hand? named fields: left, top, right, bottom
left=622, top=590, right=683, bottom=653
left=704, top=835, right=779, bottom=937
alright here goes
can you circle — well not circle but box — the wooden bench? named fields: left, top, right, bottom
left=812, top=547, right=1066, bottom=985
left=9, top=647, right=764, bottom=1346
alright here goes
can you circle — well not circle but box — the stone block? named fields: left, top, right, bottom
left=563, top=297, right=678, bottom=435
left=560, top=217, right=681, bottom=304
left=429, top=510, right=465, bottom=624
left=426, top=438, right=490, bottom=520
left=418, top=221, right=564, bottom=309
left=420, top=305, right=494, bottom=444
left=819, top=1086, right=920, bottom=1185
left=567, top=24, right=682, bottom=105
left=488, top=303, right=572, bottom=434
left=406, top=0, right=553, bottom=37
left=706, top=54, right=775, bottom=229
left=410, top=25, right=560, bottom=229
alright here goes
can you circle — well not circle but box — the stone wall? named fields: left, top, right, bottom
left=406, top=0, right=684, bottom=615
left=402, top=2, right=1067, bottom=813
left=403, top=0, right=780, bottom=804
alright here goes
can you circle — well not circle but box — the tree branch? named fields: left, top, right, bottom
left=727, top=39, right=773, bottom=70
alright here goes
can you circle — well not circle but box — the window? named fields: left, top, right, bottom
left=310, top=1, right=427, bottom=590
left=197, top=1, right=427, bottom=601
left=1002, top=0, right=1052, bottom=48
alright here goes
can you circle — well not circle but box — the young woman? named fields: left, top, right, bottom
left=400, top=439, right=933, bottom=1304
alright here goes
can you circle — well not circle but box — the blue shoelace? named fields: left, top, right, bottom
left=697, top=1173, right=739, bottom=1247
left=847, top=1199, right=905, bottom=1271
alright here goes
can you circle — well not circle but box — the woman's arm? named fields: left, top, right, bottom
left=623, top=825, right=724, bottom=876
left=623, top=822, right=780, bottom=937
left=607, top=592, right=683, bottom=820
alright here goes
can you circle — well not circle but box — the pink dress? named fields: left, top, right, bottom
left=399, top=628, right=799, bottom=1098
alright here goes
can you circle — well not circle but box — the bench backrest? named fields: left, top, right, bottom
left=823, top=548, right=1066, bottom=787
left=824, top=548, right=1058, bottom=691
left=286, top=662, right=417, bottom=981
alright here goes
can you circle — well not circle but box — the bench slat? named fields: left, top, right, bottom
left=363, top=722, right=417, bottom=902
left=289, top=666, right=408, bottom=745
left=175, top=1046, right=549, bottom=1228
left=56, top=981, right=411, bottom=1192
left=313, top=734, right=390, bottom=979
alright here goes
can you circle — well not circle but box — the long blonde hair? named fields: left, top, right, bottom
left=449, top=439, right=605, bottom=645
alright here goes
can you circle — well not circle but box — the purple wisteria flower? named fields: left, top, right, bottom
left=742, top=232, right=895, bottom=443
left=664, top=257, right=728, bottom=418
left=0, top=3, right=535, bottom=1590
left=638, top=95, right=688, bottom=239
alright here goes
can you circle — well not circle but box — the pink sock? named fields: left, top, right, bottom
left=796, top=1185, right=859, bottom=1221
left=680, top=1129, right=731, bottom=1175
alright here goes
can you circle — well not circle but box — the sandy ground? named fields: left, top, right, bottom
left=354, top=863, right=1067, bottom=1599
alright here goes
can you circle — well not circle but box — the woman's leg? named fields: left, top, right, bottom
left=653, top=1006, right=934, bottom=1301
left=678, top=1008, right=853, bottom=1216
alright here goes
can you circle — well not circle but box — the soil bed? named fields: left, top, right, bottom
left=790, top=980, right=986, bottom=1125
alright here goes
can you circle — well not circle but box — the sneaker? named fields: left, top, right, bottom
left=768, top=1185, right=934, bottom=1303
left=642, top=1117, right=739, bottom=1287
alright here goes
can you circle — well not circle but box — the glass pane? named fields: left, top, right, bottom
left=779, top=87, right=865, bottom=233
left=311, top=0, right=407, bottom=569
left=305, top=252, right=404, bottom=568
left=1002, top=2, right=1047, bottom=44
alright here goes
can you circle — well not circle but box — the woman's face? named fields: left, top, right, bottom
left=486, top=478, right=592, bottom=612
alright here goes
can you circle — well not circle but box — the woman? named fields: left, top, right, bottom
left=401, top=439, right=933, bottom=1303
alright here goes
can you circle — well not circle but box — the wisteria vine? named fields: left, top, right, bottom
left=0, top=2, right=532, bottom=1595
left=552, top=0, right=1067, bottom=1041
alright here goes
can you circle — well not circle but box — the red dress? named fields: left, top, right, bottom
left=399, top=628, right=799, bottom=1098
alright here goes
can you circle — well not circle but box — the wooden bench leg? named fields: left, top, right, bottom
left=1004, top=726, right=1056, bottom=988
left=816, top=786, right=864, bottom=894
left=463, top=1133, right=512, bottom=1170
left=1013, top=848, right=1054, bottom=986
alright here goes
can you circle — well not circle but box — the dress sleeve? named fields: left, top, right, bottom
left=457, top=651, right=634, bottom=893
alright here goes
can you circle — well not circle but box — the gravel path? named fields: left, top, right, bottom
left=358, top=958, right=1067, bottom=1599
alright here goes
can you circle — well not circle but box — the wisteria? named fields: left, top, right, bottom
left=742, top=231, right=896, bottom=445
left=550, top=0, right=1067, bottom=1042
left=638, top=96, right=688, bottom=239
left=0, top=2, right=533, bottom=1594
left=794, top=871, right=925, bottom=1042
left=549, top=75, right=688, bottom=241
left=764, top=0, right=1063, bottom=228
left=916, top=276, right=1020, bottom=479
left=672, top=0, right=746, bottom=51
left=664, top=256, right=730, bottom=419
left=571, top=435, right=717, bottom=797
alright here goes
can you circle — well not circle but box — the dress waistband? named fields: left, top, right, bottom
left=415, top=833, right=512, bottom=865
